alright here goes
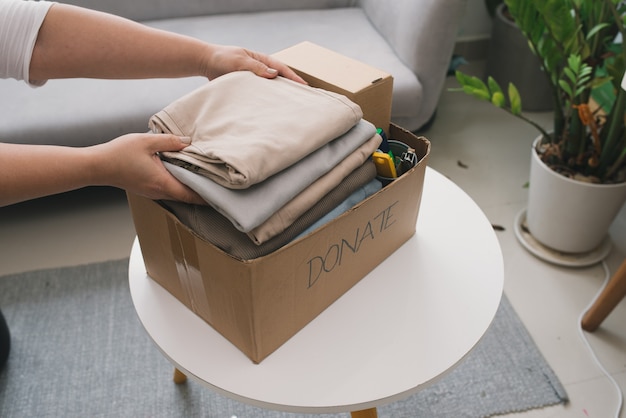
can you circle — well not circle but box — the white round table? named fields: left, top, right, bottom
left=129, top=167, right=504, bottom=417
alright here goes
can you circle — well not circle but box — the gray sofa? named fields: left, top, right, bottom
left=0, top=0, right=467, bottom=147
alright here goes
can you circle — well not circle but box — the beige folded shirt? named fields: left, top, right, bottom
left=151, top=71, right=363, bottom=189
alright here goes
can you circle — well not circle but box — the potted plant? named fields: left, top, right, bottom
left=454, top=0, right=626, bottom=255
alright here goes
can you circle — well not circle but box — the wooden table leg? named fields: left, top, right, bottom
left=582, top=258, right=626, bottom=332
left=351, top=407, right=378, bottom=418
left=173, top=367, right=187, bottom=384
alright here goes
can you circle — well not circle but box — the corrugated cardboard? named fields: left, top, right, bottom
left=128, top=42, right=428, bottom=363
left=273, top=41, right=393, bottom=135
left=128, top=125, right=429, bottom=363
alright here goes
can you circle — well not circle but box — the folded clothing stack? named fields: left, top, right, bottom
left=150, top=71, right=382, bottom=260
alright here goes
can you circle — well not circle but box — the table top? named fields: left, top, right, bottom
left=129, top=167, right=504, bottom=414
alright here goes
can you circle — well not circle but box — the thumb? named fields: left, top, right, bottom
left=145, top=134, right=191, bottom=154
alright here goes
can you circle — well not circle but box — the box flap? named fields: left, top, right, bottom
left=273, top=41, right=391, bottom=93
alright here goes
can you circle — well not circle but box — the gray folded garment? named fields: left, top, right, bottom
left=163, top=119, right=377, bottom=233
left=161, top=160, right=378, bottom=260
left=151, top=71, right=363, bottom=189
left=247, top=132, right=381, bottom=244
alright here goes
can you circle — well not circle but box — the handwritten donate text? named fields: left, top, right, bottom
left=306, top=201, right=399, bottom=288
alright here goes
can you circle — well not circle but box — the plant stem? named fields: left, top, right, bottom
left=503, top=107, right=551, bottom=140
left=605, top=147, right=626, bottom=180
left=599, top=86, right=626, bottom=170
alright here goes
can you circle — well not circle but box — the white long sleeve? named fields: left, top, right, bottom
left=0, top=0, right=55, bottom=85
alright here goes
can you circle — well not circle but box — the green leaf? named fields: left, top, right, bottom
left=463, top=85, right=491, bottom=101
left=574, top=86, right=588, bottom=97
left=455, top=71, right=487, bottom=91
left=535, top=0, right=578, bottom=51
left=454, top=71, right=470, bottom=86
left=455, top=71, right=493, bottom=101
left=590, top=76, right=612, bottom=90
left=508, top=83, right=522, bottom=115
left=487, top=76, right=503, bottom=96
left=579, top=66, right=592, bottom=78
left=559, top=79, right=573, bottom=97
left=586, top=23, right=610, bottom=40
left=491, top=91, right=506, bottom=108
left=563, top=67, right=577, bottom=84
left=567, top=54, right=581, bottom=72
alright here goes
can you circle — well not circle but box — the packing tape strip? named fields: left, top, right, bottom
left=167, top=217, right=212, bottom=320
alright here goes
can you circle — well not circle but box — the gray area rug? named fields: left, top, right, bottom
left=0, top=259, right=568, bottom=417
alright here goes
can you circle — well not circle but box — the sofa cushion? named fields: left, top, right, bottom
left=151, top=9, right=421, bottom=120
left=0, top=8, right=420, bottom=147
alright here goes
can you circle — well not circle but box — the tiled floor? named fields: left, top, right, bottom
left=0, top=64, right=624, bottom=417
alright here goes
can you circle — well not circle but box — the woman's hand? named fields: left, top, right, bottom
left=0, top=134, right=205, bottom=207
left=90, top=133, right=205, bottom=204
left=200, top=45, right=307, bottom=84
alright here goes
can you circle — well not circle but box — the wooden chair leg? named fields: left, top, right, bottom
left=173, top=367, right=187, bottom=384
left=582, top=258, right=626, bottom=332
left=351, top=407, right=378, bottom=418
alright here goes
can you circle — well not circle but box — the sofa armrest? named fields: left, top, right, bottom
left=359, top=0, right=467, bottom=120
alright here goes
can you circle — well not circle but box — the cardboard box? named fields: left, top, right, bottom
left=273, top=41, right=393, bottom=135
left=127, top=125, right=430, bottom=363
left=128, top=44, right=426, bottom=363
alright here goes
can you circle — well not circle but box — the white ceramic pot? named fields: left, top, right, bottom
left=526, top=136, right=626, bottom=253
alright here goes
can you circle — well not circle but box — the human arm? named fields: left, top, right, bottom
left=0, top=135, right=205, bottom=207
left=28, top=3, right=305, bottom=84
left=0, top=2, right=305, bottom=207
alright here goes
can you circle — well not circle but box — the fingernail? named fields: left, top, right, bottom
left=180, top=136, right=191, bottom=145
left=266, top=68, right=278, bottom=75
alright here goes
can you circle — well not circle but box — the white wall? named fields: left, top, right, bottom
left=457, top=0, right=493, bottom=41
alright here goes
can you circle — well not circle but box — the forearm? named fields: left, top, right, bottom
left=0, top=143, right=101, bottom=207
left=0, top=134, right=206, bottom=207
left=29, top=3, right=211, bottom=81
